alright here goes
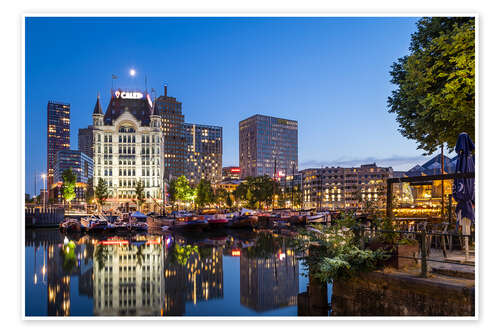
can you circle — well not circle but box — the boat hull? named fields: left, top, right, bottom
left=228, top=216, right=258, bottom=229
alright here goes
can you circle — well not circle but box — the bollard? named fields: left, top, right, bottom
left=420, top=227, right=428, bottom=278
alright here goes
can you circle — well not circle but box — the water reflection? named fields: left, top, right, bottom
left=93, top=236, right=164, bottom=316
left=25, top=229, right=307, bottom=317
left=240, top=232, right=299, bottom=312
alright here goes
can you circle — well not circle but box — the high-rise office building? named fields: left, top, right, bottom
left=47, top=101, right=70, bottom=188
left=153, top=86, right=186, bottom=181
left=184, top=123, right=223, bottom=184
left=239, top=114, right=298, bottom=179
left=92, top=90, right=164, bottom=209
left=78, top=125, right=93, bottom=159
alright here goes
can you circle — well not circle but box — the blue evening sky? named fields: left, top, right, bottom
left=25, top=16, right=433, bottom=196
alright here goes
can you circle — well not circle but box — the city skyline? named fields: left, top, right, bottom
left=26, top=16, right=433, bottom=195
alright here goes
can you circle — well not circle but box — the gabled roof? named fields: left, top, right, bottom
left=103, top=90, right=153, bottom=126
left=406, top=154, right=456, bottom=175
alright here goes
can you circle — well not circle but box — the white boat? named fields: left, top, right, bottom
left=306, top=214, right=326, bottom=223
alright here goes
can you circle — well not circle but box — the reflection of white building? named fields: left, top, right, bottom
left=93, top=237, right=164, bottom=316
left=92, top=90, right=164, bottom=207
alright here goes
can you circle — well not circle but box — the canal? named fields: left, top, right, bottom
left=25, top=228, right=474, bottom=317
left=25, top=228, right=332, bottom=317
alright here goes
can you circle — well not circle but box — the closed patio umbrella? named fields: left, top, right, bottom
left=452, top=132, right=475, bottom=260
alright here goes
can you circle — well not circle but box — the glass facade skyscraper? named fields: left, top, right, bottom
left=54, top=150, right=94, bottom=184
left=47, top=101, right=70, bottom=188
left=239, top=114, right=298, bottom=179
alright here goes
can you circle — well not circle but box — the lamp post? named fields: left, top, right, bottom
left=41, top=173, right=46, bottom=211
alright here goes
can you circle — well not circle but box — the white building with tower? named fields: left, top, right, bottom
left=92, top=89, right=164, bottom=210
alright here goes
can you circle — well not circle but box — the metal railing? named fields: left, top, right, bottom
left=357, top=220, right=474, bottom=278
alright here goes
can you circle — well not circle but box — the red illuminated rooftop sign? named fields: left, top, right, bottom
left=230, top=168, right=241, bottom=174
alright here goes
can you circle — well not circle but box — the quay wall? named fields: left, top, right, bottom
left=25, top=228, right=65, bottom=247
left=332, top=271, right=474, bottom=316
left=25, top=207, right=65, bottom=227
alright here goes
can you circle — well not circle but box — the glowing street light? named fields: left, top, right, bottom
left=129, top=68, right=136, bottom=77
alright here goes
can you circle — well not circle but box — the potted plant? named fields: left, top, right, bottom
left=393, top=238, right=419, bottom=269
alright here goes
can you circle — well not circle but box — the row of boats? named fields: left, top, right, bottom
left=59, top=209, right=333, bottom=233
left=59, top=212, right=148, bottom=233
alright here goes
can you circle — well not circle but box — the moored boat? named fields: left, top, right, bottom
left=306, top=214, right=326, bottom=223
left=87, top=216, right=109, bottom=232
left=59, top=218, right=81, bottom=232
left=228, top=215, right=258, bottom=229
left=207, top=214, right=229, bottom=228
left=169, top=217, right=209, bottom=232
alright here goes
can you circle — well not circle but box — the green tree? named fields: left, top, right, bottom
left=95, top=178, right=109, bottom=211
left=214, top=187, right=228, bottom=208
left=277, top=187, right=287, bottom=208
left=292, top=184, right=303, bottom=209
left=233, top=181, right=249, bottom=206
left=225, top=191, right=233, bottom=209
left=85, top=177, right=94, bottom=205
left=174, top=175, right=196, bottom=208
left=168, top=178, right=177, bottom=207
left=195, top=179, right=214, bottom=208
left=61, top=168, right=76, bottom=209
left=234, top=176, right=276, bottom=209
left=388, top=17, right=475, bottom=155
left=134, top=180, right=146, bottom=212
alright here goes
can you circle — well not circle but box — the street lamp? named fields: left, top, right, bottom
left=41, top=174, right=46, bottom=211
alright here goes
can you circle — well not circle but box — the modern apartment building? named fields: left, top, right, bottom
left=154, top=86, right=186, bottom=181
left=184, top=123, right=223, bottom=184
left=301, top=163, right=393, bottom=210
left=239, top=114, right=298, bottom=179
left=47, top=101, right=70, bottom=188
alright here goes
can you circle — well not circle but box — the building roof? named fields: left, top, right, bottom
left=152, top=100, right=160, bottom=116
left=399, top=153, right=461, bottom=178
left=103, top=90, right=153, bottom=126
left=93, top=95, right=103, bottom=115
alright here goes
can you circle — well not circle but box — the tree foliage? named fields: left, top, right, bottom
left=134, top=180, right=146, bottom=211
left=225, top=191, right=233, bottom=209
left=195, top=178, right=214, bottom=208
left=167, top=178, right=177, bottom=204
left=234, top=176, right=277, bottom=209
left=61, top=168, right=76, bottom=207
left=95, top=177, right=109, bottom=210
left=170, top=175, right=196, bottom=207
left=388, top=17, right=475, bottom=154
left=214, top=187, right=228, bottom=208
left=85, top=177, right=94, bottom=205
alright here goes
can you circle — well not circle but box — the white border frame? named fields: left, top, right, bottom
left=21, top=12, right=479, bottom=321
